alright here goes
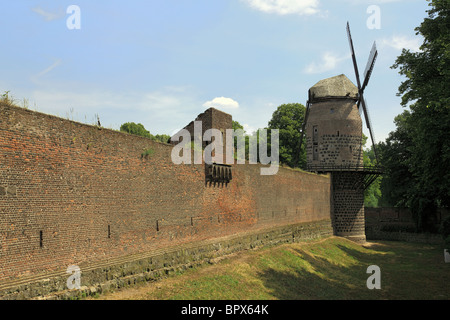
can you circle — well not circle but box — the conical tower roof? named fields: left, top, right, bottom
left=309, top=74, right=358, bottom=101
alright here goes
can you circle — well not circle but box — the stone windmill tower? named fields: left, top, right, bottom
left=299, top=23, right=382, bottom=243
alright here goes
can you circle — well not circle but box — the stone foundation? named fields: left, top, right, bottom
left=331, top=172, right=366, bottom=243
left=0, top=219, right=333, bottom=300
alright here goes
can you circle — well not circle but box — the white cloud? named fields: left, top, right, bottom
left=33, top=59, right=62, bottom=79
left=380, top=35, right=422, bottom=52
left=31, top=89, right=122, bottom=112
left=26, top=87, right=199, bottom=135
left=243, top=0, right=320, bottom=15
left=243, top=124, right=257, bottom=135
left=341, top=0, right=404, bottom=4
left=138, top=92, right=181, bottom=110
left=304, top=52, right=348, bottom=74
left=30, top=88, right=189, bottom=114
left=32, top=6, right=65, bottom=21
left=203, top=97, right=240, bottom=110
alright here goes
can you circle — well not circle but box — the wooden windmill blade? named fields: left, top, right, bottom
left=346, top=22, right=379, bottom=164
left=346, top=22, right=363, bottom=98
left=361, top=41, right=379, bottom=163
left=360, top=96, right=379, bottom=163
left=298, top=100, right=311, bottom=152
left=362, top=42, right=378, bottom=91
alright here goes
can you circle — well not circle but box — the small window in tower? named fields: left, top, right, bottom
left=313, top=147, right=319, bottom=161
left=330, top=108, right=335, bottom=114
left=337, top=131, right=340, bottom=137
left=313, top=126, right=318, bottom=143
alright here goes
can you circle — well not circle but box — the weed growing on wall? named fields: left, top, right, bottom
left=141, top=147, right=155, bottom=159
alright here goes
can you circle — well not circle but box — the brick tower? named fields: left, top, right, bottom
left=303, top=74, right=380, bottom=243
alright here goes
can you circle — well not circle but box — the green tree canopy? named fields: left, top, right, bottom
left=120, top=122, right=151, bottom=139
left=377, top=112, right=414, bottom=208
left=267, top=103, right=306, bottom=169
left=388, top=0, right=450, bottom=230
left=363, top=134, right=382, bottom=207
left=120, top=122, right=171, bottom=144
left=153, top=134, right=171, bottom=144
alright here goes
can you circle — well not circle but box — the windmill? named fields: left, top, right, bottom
left=299, top=22, right=380, bottom=165
left=346, top=21, right=379, bottom=164
left=295, top=23, right=383, bottom=243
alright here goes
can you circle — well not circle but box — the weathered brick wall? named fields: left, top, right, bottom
left=170, top=108, right=232, bottom=143
left=0, top=102, right=331, bottom=284
left=169, top=108, right=232, bottom=163
left=365, top=207, right=450, bottom=243
left=1, top=220, right=333, bottom=300
left=366, top=207, right=450, bottom=223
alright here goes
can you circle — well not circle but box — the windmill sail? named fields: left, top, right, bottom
left=360, top=97, right=379, bottom=163
left=362, top=42, right=378, bottom=91
left=346, top=22, right=379, bottom=164
left=298, top=100, right=311, bottom=154
left=346, top=22, right=362, bottom=92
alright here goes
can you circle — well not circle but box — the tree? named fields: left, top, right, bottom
left=392, top=0, right=450, bottom=110
left=152, top=134, right=171, bottom=144
left=368, top=112, right=415, bottom=208
left=232, top=120, right=246, bottom=153
left=267, top=103, right=306, bottom=169
left=120, top=122, right=151, bottom=139
left=363, top=135, right=382, bottom=207
left=390, top=0, right=450, bottom=231
left=232, top=120, right=264, bottom=163
left=120, top=122, right=171, bottom=143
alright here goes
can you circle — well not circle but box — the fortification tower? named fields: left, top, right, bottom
left=169, top=107, right=234, bottom=185
left=299, top=23, right=383, bottom=243
left=303, top=74, right=371, bottom=243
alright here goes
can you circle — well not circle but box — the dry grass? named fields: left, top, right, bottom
left=88, top=237, right=450, bottom=300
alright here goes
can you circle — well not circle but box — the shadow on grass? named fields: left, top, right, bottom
left=259, top=239, right=450, bottom=300
left=258, top=239, right=442, bottom=300
left=260, top=250, right=378, bottom=299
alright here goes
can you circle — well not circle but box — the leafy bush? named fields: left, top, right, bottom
left=120, top=122, right=151, bottom=139
left=152, top=134, right=171, bottom=144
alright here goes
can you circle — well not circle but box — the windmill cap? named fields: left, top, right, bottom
left=309, top=74, right=359, bottom=102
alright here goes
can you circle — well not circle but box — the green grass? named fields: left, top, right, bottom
left=93, top=237, right=450, bottom=300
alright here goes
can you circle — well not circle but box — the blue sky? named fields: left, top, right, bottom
left=1, top=0, right=429, bottom=144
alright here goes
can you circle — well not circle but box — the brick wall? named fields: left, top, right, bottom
left=364, top=207, right=448, bottom=244
left=169, top=108, right=232, bottom=164
left=365, top=207, right=450, bottom=242
left=0, top=102, right=331, bottom=283
left=1, top=220, right=333, bottom=299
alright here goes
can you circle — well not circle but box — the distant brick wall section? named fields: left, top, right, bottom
left=0, top=102, right=331, bottom=286
left=365, top=207, right=450, bottom=223
left=365, top=207, right=450, bottom=243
